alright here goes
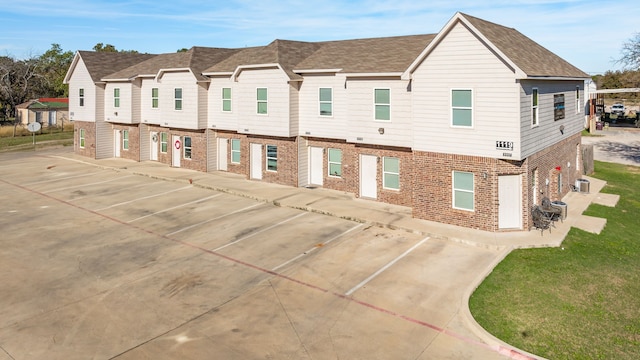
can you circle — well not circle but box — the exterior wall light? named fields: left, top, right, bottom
left=378, top=128, right=384, bottom=134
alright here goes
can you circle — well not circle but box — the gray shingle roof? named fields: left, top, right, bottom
left=460, top=13, right=589, bottom=78
left=104, top=47, right=241, bottom=81
left=77, top=51, right=156, bottom=83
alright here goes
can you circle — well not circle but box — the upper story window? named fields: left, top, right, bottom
left=231, top=139, right=241, bottom=164
left=554, top=94, right=565, bottom=121
left=451, top=89, right=472, bottom=127
left=152, top=88, right=159, bottom=108
left=114, top=88, right=120, bottom=108
left=328, top=148, right=342, bottom=177
left=532, top=88, right=539, bottom=127
left=575, top=86, right=581, bottom=114
left=453, top=171, right=474, bottom=211
left=174, top=88, right=183, bottom=110
left=257, top=88, right=268, bottom=114
left=79, top=88, right=85, bottom=107
left=222, top=88, right=232, bottom=112
left=319, top=88, right=333, bottom=116
left=374, top=89, right=390, bottom=121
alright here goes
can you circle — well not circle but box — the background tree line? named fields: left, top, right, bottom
left=0, top=43, right=139, bottom=121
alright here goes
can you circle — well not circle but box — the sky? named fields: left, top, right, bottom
left=1, top=0, right=638, bottom=75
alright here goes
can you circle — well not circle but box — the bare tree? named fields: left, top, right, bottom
left=617, top=32, right=640, bottom=70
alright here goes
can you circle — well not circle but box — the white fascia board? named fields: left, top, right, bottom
left=231, top=63, right=281, bottom=80
left=63, top=52, right=82, bottom=84
left=343, top=72, right=403, bottom=78
left=202, top=71, right=234, bottom=77
left=100, top=77, right=131, bottom=82
left=402, top=12, right=526, bottom=80
left=521, top=76, right=591, bottom=81
left=156, top=68, right=194, bottom=80
left=292, top=68, right=343, bottom=74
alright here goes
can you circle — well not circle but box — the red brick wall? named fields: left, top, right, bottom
left=215, top=130, right=250, bottom=178
left=112, top=124, right=140, bottom=162
left=74, top=121, right=96, bottom=159
left=168, top=129, right=207, bottom=172
left=248, top=136, right=298, bottom=187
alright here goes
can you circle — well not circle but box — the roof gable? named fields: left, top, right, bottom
left=64, top=51, right=155, bottom=84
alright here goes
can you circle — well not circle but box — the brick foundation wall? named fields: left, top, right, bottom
left=74, top=121, right=96, bottom=159
left=215, top=130, right=250, bottom=178
left=169, top=129, right=207, bottom=172
left=248, top=136, right=298, bottom=187
left=112, top=124, right=140, bottom=162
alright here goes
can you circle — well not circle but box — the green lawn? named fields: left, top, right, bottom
left=0, top=130, right=73, bottom=151
left=470, top=161, right=640, bottom=359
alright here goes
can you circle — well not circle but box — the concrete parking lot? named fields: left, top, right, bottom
left=0, top=149, right=537, bottom=360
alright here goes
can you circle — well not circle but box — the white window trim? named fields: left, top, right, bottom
left=382, top=157, right=400, bottom=190
left=222, top=87, right=232, bottom=113
left=79, top=88, right=85, bottom=107
left=183, top=136, right=192, bottom=159
left=452, top=171, right=474, bottom=212
left=79, top=129, right=85, bottom=148
left=122, top=130, right=129, bottom=150
left=328, top=148, right=341, bottom=178
left=575, top=86, right=581, bottom=114
left=319, top=87, right=333, bottom=117
left=531, top=87, right=539, bottom=128
left=174, top=88, right=183, bottom=111
left=160, top=132, right=167, bottom=153
left=114, top=88, right=120, bottom=108
left=266, top=144, right=277, bottom=172
left=231, top=139, right=241, bottom=164
left=257, top=87, right=268, bottom=115
left=450, top=88, right=474, bottom=128
left=151, top=88, right=159, bottom=109
left=374, top=88, right=391, bottom=121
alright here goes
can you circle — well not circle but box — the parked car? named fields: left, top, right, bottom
left=611, top=103, right=625, bottom=116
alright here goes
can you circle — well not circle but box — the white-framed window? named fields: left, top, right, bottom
left=451, top=89, right=473, bottom=127
left=222, top=88, right=232, bottom=112
left=319, top=88, right=332, bottom=116
left=122, top=130, right=129, bottom=150
left=532, top=88, right=539, bottom=127
left=383, top=157, right=400, bottom=190
left=231, top=139, right=241, bottom=164
left=152, top=88, right=159, bottom=108
left=114, top=88, right=120, bottom=108
left=160, top=132, right=167, bottom=153
left=79, top=88, right=85, bottom=107
left=257, top=88, right=268, bottom=114
left=374, top=89, right=390, bottom=121
left=575, top=86, right=581, bottom=114
left=174, top=88, right=183, bottom=110
left=183, top=136, right=191, bottom=159
left=266, top=144, right=277, bottom=171
left=328, top=148, right=342, bottom=177
left=453, top=171, right=474, bottom=211
left=79, top=129, right=85, bottom=148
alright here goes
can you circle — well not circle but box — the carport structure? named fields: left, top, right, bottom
left=588, top=87, right=640, bottom=131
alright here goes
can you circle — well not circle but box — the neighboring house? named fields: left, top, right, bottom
left=63, top=12, right=590, bottom=232
left=16, top=98, right=69, bottom=126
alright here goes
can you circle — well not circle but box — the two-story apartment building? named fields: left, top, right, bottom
left=64, top=12, right=589, bottom=232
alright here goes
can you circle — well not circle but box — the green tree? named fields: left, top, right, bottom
left=37, top=44, right=73, bottom=97
left=92, top=43, right=139, bottom=54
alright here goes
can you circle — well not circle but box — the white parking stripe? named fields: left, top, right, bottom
left=94, top=185, right=192, bottom=211
left=165, top=202, right=264, bottom=236
left=42, top=175, right=133, bottom=193
left=212, top=212, right=308, bottom=252
left=127, top=193, right=223, bottom=223
left=272, top=223, right=364, bottom=271
left=67, top=182, right=150, bottom=202
left=345, top=236, right=430, bottom=296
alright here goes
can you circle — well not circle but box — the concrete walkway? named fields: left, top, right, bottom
left=51, top=150, right=618, bottom=359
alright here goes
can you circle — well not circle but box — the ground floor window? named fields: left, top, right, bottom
left=328, top=148, right=342, bottom=177
left=453, top=171, right=474, bottom=211
left=383, top=157, right=399, bottom=190
left=183, top=136, right=192, bottom=159
left=79, top=129, right=85, bottom=148
left=266, top=145, right=277, bottom=171
left=160, top=132, right=167, bottom=153
left=231, top=139, right=241, bottom=163
left=122, top=130, right=129, bottom=150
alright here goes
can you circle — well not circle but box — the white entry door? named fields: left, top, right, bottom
left=172, top=135, right=181, bottom=168
left=360, top=154, right=377, bottom=199
left=309, top=147, right=324, bottom=186
left=250, top=143, right=262, bottom=180
left=218, top=138, right=228, bottom=171
left=114, top=130, right=121, bottom=158
left=499, top=175, right=522, bottom=229
left=150, top=132, right=158, bottom=161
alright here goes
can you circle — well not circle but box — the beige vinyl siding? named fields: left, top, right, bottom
left=208, top=77, right=238, bottom=130
left=94, top=86, right=113, bottom=159
left=105, top=82, right=133, bottom=123
left=298, top=74, right=347, bottom=139
left=132, top=79, right=142, bottom=124
left=197, top=83, right=209, bottom=129
left=297, top=136, right=308, bottom=187
left=206, top=129, right=217, bottom=172
left=67, top=60, right=96, bottom=122
left=158, top=72, right=200, bottom=129
left=289, top=83, right=300, bottom=135
left=345, top=78, right=413, bottom=147
left=520, top=81, right=584, bottom=158
left=139, top=123, right=150, bottom=161
left=140, top=78, right=161, bottom=125
left=236, top=68, right=291, bottom=137
left=411, top=22, right=521, bottom=159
